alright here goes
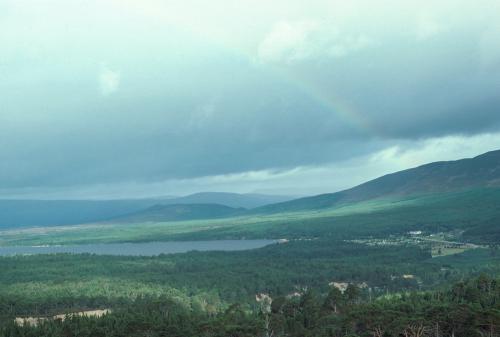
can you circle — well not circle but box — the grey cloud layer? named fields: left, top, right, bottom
left=1, top=0, right=500, bottom=194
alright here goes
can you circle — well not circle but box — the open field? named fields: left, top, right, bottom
left=431, top=245, right=470, bottom=257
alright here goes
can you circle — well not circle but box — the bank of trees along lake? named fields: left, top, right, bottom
left=2, top=240, right=499, bottom=316
left=1, top=236, right=500, bottom=336
left=2, top=275, right=499, bottom=337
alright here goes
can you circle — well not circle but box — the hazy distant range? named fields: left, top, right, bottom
left=0, top=192, right=294, bottom=229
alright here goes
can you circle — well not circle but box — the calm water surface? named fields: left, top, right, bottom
left=0, top=240, right=276, bottom=256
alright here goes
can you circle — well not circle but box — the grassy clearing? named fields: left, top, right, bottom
left=15, top=309, right=111, bottom=327
left=431, top=244, right=477, bottom=257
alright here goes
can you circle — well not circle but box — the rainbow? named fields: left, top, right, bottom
left=270, top=66, right=382, bottom=138
left=119, top=1, right=381, bottom=137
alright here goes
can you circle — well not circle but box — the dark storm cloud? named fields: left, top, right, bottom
left=1, top=0, right=500, bottom=196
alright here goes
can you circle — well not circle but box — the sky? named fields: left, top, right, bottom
left=1, top=0, right=500, bottom=199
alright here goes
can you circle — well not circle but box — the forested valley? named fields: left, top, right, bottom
left=2, top=276, right=499, bottom=337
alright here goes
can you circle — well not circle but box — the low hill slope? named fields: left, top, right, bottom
left=113, top=203, right=245, bottom=223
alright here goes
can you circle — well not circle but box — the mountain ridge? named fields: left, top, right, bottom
left=0, top=192, right=291, bottom=229
left=253, top=149, right=500, bottom=214
left=112, top=203, right=245, bottom=223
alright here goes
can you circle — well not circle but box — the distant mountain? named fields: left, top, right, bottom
left=0, top=199, right=158, bottom=229
left=162, top=192, right=294, bottom=209
left=113, top=203, right=245, bottom=223
left=254, top=150, right=500, bottom=214
left=0, top=192, right=292, bottom=229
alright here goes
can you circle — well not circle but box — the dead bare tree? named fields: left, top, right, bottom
left=371, top=326, right=384, bottom=337
left=263, top=314, right=274, bottom=337
left=403, top=323, right=429, bottom=337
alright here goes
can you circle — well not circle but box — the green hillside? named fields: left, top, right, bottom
left=2, top=187, right=499, bottom=247
left=2, top=150, right=500, bottom=247
left=253, top=150, right=500, bottom=214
